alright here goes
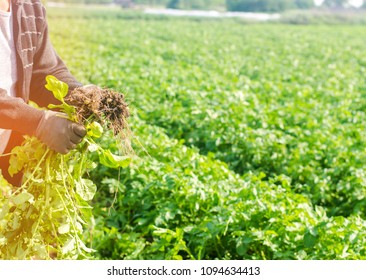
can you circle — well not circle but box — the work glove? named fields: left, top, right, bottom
left=35, top=111, right=86, bottom=154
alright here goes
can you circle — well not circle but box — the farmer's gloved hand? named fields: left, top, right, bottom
left=35, top=111, right=86, bottom=154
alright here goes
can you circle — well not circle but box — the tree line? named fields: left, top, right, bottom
left=142, top=0, right=365, bottom=11
left=225, top=0, right=314, bottom=12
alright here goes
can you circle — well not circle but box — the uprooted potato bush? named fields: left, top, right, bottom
left=0, top=76, right=131, bottom=259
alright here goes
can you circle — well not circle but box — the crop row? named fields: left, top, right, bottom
left=50, top=13, right=366, bottom=217
left=47, top=9, right=366, bottom=259
left=88, top=116, right=366, bottom=260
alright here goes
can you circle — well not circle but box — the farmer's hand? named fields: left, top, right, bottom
left=35, top=111, right=86, bottom=154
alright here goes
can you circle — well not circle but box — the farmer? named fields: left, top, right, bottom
left=0, top=0, right=86, bottom=186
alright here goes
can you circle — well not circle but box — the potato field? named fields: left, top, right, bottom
left=3, top=6, right=366, bottom=260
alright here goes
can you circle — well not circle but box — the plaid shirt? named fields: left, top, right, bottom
left=12, top=0, right=81, bottom=107
left=0, top=0, right=81, bottom=163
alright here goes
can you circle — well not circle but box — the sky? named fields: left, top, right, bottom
left=314, top=0, right=364, bottom=7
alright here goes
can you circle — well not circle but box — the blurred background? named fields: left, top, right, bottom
left=45, top=0, right=366, bottom=24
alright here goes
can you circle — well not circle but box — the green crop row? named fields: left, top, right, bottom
left=84, top=116, right=366, bottom=260
left=47, top=8, right=366, bottom=259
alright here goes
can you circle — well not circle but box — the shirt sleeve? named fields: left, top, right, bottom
left=29, top=5, right=82, bottom=108
left=0, top=88, right=43, bottom=136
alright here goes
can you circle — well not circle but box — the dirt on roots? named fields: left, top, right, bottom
left=66, top=85, right=130, bottom=136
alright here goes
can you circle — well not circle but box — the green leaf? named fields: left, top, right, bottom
left=0, top=204, right=10, bottom=220
left=304, top=231, right=318, bottom=248
left=98, top=149, right=131, bottom=169
left=87, top=122, right=103, bottom=138
left=76, top=179, right=97, bottom=201
left=58, top=223, right=70, bottom=235
left=236, top=241, right=248, bottom=256
left=0, top=172, right=10, bottom=187
left=11, top=193, right=34, bottom=205
left=62, top=104, right=76, bottom=117
left=87, top=143, right=99, bottom=153
left=45, top=75, right=69, bottom=103
left=79, top=240, right=95, bottom=253
left=61, top=238, right=76, bottom=255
